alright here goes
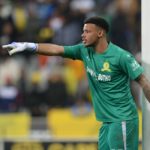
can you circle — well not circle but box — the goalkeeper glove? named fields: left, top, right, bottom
left=2, top=42, right=38, bottom=55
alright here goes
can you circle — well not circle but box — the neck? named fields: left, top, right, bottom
left=95, top=38, right=108, bottom=53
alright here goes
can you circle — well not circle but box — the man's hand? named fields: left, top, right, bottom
left=2, top=42, right=37, bottom=55
left=136, top=74, right=150, bottom=103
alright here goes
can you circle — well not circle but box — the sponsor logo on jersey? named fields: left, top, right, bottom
left=86, top=66, right=111, bottom=81
left=101, top=62, right=111, bottom=72
left=97, top=74, right=111, bottom=81
left=87, top=66, right=97, bottom=78
left=131, top=60, right=140, bottom=71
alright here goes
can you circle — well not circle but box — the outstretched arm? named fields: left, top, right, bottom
left=2, top=42, right=64, bottom=56
left=37, top=43, right=64, bottom=56
left=136, top=74, right=150, bottom=103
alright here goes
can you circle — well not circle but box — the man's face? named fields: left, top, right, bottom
left=82, top=23, right=103, bottom=47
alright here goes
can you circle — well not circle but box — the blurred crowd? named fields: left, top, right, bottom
left=0, top=0, right=141, bottom=116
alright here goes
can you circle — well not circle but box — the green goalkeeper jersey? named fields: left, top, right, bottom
left=63, top=42, right=144, bottom=122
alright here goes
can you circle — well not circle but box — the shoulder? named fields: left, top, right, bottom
left=110, top=42, right=133, bottom=58
left=110, top=42, right=127, bottom=54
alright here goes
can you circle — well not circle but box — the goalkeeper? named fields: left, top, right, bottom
left=3, top=16, right=150, bottom=150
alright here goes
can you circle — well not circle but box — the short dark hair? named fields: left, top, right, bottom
left=84, top=16, right=109, bottom=33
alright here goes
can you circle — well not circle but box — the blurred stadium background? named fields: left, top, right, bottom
left=0, top=0, right=142, bottom=149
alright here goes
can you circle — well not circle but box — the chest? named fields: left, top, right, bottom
left=83, top=52, right=121, bottom=82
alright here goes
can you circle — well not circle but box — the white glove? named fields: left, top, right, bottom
left=2, top=42, right=38, bottom=55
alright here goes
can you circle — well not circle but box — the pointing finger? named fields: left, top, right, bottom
left=2, top=44, right=14, bottom=50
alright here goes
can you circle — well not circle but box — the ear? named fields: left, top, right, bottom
left=98, top=29, right=104, bottom=38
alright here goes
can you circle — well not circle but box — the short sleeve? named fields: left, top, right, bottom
left=119, top=52, right=144, bottom=80
left=63, top=44, right=83, bottom=60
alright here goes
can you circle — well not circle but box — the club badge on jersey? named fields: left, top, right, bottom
left=101, top=62, right=111, bottom=72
